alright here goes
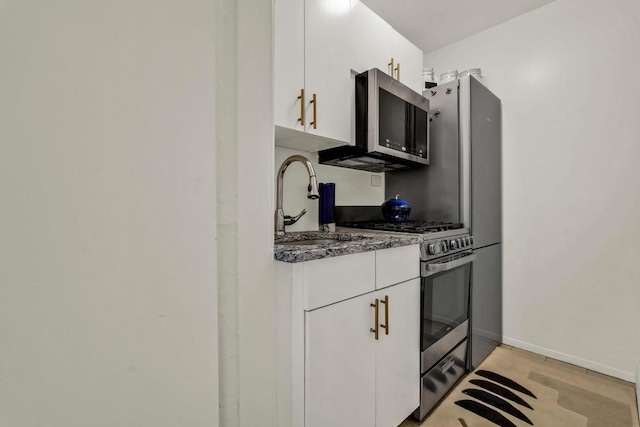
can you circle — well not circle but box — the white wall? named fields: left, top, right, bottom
left=425, top=0, right=640, bottom=380
left=275, top=146, right=385, bottom=231
left=216, top=1, right=278, bottom=426
left=0, top=1, right=219, bottom=426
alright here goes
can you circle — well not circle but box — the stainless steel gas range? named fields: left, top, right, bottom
left=416, top=228, right=475, bottom=419
left=339, top=218, right=475, bottom=419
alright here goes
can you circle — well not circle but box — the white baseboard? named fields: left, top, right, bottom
left=502, top=336, right=636, bottom=383
left=636, top=363, right=639, bottom=421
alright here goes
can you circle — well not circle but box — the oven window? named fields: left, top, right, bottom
left=422, top=264, right=471, bottom=350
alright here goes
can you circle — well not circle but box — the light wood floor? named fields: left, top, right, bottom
left=401, top=345, right=638, bottom=427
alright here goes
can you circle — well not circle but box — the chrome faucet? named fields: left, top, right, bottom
left=275, top=155, right=320, bottom=235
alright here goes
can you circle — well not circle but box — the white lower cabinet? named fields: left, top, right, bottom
left=305, top=292, right=377, bottom=427
left=277, top=246, right=420, bottom=427
left=306, top=279, right=420, bottom=427
left=375, top=279, right=421, bottom=427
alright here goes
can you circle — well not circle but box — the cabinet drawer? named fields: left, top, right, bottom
left=375, top=244, right=420, bottom=289
left=304, top=251, right=375, bottom=310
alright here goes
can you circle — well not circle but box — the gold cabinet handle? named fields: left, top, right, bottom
left=297, top=88, right=305, bottom=126
left=370, top=298, right=379, bottom=340
left=380, top=295, right=389, bottom=335
left=310, top=93, right=317, bottom=129
left=388, top=58, right=395, bottom=77
left=395, top=63, right=400, bottom=81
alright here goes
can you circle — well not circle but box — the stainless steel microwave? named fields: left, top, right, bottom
left=319, top=68, right=430, bottom=172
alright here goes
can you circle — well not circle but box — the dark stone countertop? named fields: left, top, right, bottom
left=274, top=229, right=422, bottom=263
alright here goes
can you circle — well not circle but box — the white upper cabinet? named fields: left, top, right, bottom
left=350, top=0, right=422, bottom=94
left=350, top=0, right=392, bottom=74
left=391, top=29, right=424, bottom=94
left=274, top=0, right=424, bottom=151
left=304, top=0, right=353, bottom=144
left=274, top=0, right=353, bottom=151
left=274, top=0, right=305, bottom=131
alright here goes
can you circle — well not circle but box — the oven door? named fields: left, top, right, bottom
left=421, top=252, right=475, bottom=373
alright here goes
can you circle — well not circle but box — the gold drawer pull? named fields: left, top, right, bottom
left=310, top=93, right=317, bottom=129
left=380, top=295, right=389, bottom=335
left=395, top=63, right=400, bottom=81
left=370, top=298, right=379, bottom=340
left=297, top=88, right=305, bottom=126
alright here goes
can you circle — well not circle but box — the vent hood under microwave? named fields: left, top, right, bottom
left=318, top=68, right=430, bottom=173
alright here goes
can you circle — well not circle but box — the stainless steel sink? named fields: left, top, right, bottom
left=275, top=239, right=345, bottom=246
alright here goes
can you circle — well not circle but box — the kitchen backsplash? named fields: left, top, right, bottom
left=275, top=146, right=385, bottom=231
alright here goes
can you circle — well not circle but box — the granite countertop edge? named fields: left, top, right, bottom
left=274, top=230, right=423, bottom=263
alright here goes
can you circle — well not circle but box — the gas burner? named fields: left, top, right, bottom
left=342, top=220, right=463, bottom=234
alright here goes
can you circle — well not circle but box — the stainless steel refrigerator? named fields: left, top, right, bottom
left=386, top=76, right=502, bottom=369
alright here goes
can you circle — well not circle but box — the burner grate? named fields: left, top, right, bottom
left=342, top=220, right=463, bottom=234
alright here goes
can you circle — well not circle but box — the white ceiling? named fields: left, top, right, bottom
left=360, top=0, right=555, bottom=53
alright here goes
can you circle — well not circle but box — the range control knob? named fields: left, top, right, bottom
left=458, top=238, right=465, bottom=247
left=428, top=243, right=437, bottom=255
left=469, top=236, right=474, bottom=245
left=466, top=237, right=471, bottom=246
left=441, top=241, right=448, bottom=252
left=449, top=239, right=458, bottom=250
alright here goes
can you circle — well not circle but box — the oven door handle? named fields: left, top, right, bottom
left=424, top=253, right=476, bottom=275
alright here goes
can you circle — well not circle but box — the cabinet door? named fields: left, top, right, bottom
left=391, top=30, right=423, bottom=94
left=375, top=279, right=421, bottom=427
left=350, top=0, right=393, bottom=74
left=304, top=0, right=353, bottom=143
left=305, top=292, right=376, bottom=427
left=274, top=0, right=305, bottom=130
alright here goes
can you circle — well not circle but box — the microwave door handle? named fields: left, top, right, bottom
left=425, top=254, right=477, bottom=275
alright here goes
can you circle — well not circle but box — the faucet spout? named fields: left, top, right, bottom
left=275, top=155, right=320, bottom=235
left=308, top=175, right=320, bottom=199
